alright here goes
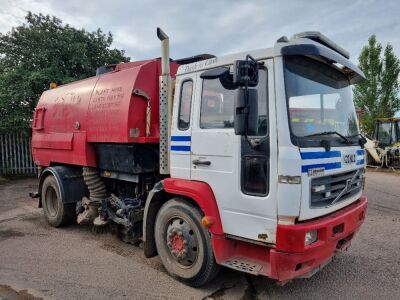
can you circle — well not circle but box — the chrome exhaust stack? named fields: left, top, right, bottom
left=157, top=27, right=170, bottom=75
left=157, top=27, right=172, bottom=175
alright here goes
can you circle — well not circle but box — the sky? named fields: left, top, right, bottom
left=0, top=0, right=399, bottom=64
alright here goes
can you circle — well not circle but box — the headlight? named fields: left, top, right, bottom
left=305, top=230, right=318, bottom=245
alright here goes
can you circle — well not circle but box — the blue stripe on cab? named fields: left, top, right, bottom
left=171, top=136, right=191, bottom=142
left=300, top=151, right=341, bottom=159
left=301, top=162, right=342, bottom=173
left=356, top=159, right=365, bottom=165
left=171, top=145, right=191, bottom=152
left=356, top=149, right=365, bottom=156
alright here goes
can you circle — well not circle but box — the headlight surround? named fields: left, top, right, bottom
left=305, top=230, right=318, bottom=246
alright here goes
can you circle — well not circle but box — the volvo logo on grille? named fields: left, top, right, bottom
left=343, top=154, right=356, bottom=165
left=345, top=179, right=352, bottom=192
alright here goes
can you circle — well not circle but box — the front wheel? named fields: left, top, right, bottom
left=154, top=199, right=220, bottom=287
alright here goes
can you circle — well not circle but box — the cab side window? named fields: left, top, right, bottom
left=200, top=79, right=235, bottom=129
left=178, top=80, right=193, bottom=130
left=200, top=69, right=268, bottom=135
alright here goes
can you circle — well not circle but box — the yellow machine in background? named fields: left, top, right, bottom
left=366, top=118, right=400, bottom=168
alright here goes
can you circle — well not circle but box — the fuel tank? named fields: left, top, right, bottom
left=31, top=59, right=179, bottom=167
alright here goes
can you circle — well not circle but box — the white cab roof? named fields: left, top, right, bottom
left=176, top=37, right=325, bottom=76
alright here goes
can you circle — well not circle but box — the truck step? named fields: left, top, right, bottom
left=220, top=257, right=263, bottom=275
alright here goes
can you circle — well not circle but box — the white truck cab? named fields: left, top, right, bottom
left=170, top=33, right=366, bottom=245
left=163, top=32, right=367, bottom=284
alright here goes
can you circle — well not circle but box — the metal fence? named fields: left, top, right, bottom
left=366, top=147, right=400, bottom=171
left=0, top=132, right=36, bottom=175
left=382, top=147, right=400, bottom=170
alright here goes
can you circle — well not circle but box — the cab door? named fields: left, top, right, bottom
left=170, top=74, right=196, bottom=179
left=190, top=60, right=278, bottom=243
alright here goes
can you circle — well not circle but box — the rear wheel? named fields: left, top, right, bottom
left=41, top=175, right=76, bottom=227
left=154, top=199, right=219, bottom=287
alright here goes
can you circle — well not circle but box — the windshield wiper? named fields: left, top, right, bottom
left=304, top=131, right=351, bottom=144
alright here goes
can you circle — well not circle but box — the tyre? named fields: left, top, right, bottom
left=41, top=175, right=76, bottom=227
left=154, top=199, right=220, bottom=287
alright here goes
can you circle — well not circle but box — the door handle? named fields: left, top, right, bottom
left=192, top=159, right=211, bottom=166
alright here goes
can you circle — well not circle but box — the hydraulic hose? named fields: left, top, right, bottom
left=82, top=167, right=107, bottom=202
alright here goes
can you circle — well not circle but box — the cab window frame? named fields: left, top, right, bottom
left=177, top=79, right=194, bottom=131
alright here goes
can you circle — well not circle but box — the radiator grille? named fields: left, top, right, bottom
left=310, top=168, right=364, bottom=208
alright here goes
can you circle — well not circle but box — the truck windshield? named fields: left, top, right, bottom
left=284, top=56, right=359, bottom=144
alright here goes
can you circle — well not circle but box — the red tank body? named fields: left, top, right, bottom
left=32, top=59, right=179, bottom=167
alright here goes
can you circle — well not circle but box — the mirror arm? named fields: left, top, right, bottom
left=233, top=54, right=260, bottom=143
left=243, top=55, right=257, bottom=149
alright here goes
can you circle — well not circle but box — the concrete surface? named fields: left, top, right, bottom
left=0, top=170, right=399, bottom=299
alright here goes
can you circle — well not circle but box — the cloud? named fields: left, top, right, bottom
left=0, top=0, right=399, bottom=63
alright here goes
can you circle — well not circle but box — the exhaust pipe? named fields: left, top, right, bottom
left=157, top=27, right=172, bottom=175
left=157, top=27, right=170, bottom=76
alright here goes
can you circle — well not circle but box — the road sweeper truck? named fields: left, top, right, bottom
left=31, top=29, right=368, bottom=286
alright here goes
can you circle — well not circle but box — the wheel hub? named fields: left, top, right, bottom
left=166, top=218, right=198, bottom=266
left=170, top=233, right=185, bottom=252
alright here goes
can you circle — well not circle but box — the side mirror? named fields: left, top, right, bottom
left=234, top=88, right=258, bottom=135
left=233, top=58, right=259, bottom=87
left=233, top=55, right=259, bottom=136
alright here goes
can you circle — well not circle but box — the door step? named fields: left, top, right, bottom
left=221, top=257, right=263, bottom=275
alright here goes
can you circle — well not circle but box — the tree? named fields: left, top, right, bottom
left=354, top=35, right=400, bottom=135
left=0, top=12, right=130, bottom=131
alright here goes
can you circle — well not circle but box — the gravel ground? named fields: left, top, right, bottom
left=0, top=170, right=399, bottom=299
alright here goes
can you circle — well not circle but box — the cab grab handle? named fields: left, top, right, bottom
left=192, top=159, right=211, bottom=166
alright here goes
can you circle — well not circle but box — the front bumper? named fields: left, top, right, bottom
left=211, top=196, right=367, bottom=282
left=270, top=196, right=367, bottom=281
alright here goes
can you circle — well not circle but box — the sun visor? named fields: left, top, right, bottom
left=281, top=44, right=365, bottom=84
